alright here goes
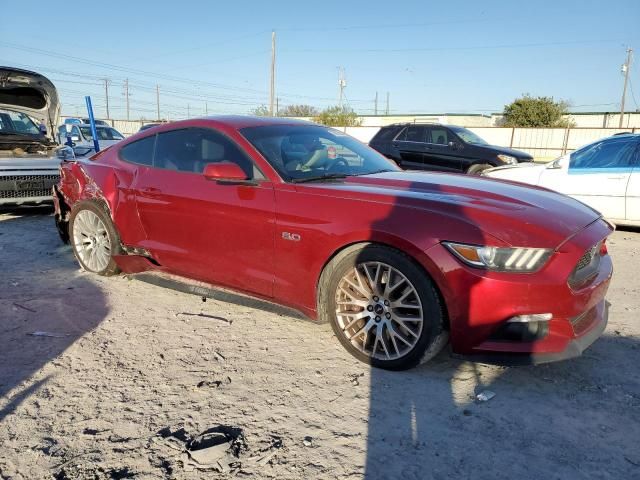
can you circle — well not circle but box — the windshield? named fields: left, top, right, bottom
left=0, top=109, right=42, bottom=136
left=79, top=126, right=124, bottom=141
left=449, top=126, right=488, bottom=145
left=240, top=125, right=400, bottom=181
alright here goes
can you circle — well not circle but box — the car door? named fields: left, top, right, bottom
left=625, top=148, right=640, bottom=222
left=424, top=126, right=463, bottom=172
left=540, top=136, right=637, bottom=220
left=131, top=127, right=276, bottom=298
left=391, top=125, right=427, bottom=169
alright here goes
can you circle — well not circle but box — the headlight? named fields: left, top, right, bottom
left=497, top=154, right=517, bottom=165
left=443, top=242, right=552, bottom=272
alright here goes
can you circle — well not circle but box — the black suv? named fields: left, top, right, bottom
left=369, top=123, right=533, bottom=174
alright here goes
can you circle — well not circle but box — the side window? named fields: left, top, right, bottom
left=429, top=127, right=449, bottom=145
left=405, top=126, right=426, bottom=142
left=119, top=135, right=155, bottom=166
left=71, top=126, right=81, bottom=139
left=155, top=128, right=260, bottom=179
left=570, top=139, right=637, bottom=169
left=372, top=126, right=402, bottom=143
left=395, top=127, right=408, bottom=141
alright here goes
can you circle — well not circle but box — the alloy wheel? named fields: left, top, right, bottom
left=335, top=261, right=424, bottom=360
left=72, top=209, right=112, bottom=272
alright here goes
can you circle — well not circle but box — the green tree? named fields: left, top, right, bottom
left=249, top=105, right=270, bottom=116
left=313, top=106, right=361, bottom=127
left=278, top=104, right=319, bottom=117
left=502, top=95, right=574, bottom=127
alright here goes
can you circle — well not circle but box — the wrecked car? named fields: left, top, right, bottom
left=0, top=67, right=61, bottom=206
left=54, top=116, right=613, bottom=370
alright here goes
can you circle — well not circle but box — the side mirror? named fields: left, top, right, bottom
left=448, top=141, right=459, bottom=150
left=203, top=162, right=249, bottom=183
left=56, top=146, right=76, bottom=162
left=547, top=154, right=569, bottom=170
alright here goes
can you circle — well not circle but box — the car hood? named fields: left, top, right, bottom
left=0, top=154, right=60, bottom=171
left=0, top=67, right=60, bottom=136
left=482, top=162, right=547, bottom=182
left=302, top=171, right=601, bottom=248
left=484, top=144, right=533, bottom=159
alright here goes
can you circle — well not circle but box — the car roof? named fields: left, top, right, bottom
left=381, top=122, right=448, bottom=128
left=197, top=115, right=316, bottom=129
left=610, top=132, right=639, bottom=137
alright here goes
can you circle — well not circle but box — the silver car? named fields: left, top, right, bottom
left=0, top=67, right=61, bottom=206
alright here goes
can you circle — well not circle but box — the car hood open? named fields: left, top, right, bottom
left=302, top=171, right=601, bottom=248
left=0, top=67, right=60, bottom=136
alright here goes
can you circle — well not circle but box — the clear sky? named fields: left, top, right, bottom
left=1, top=0, right=638, bottom=119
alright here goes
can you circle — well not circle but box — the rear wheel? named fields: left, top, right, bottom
left=69, top=201, right=121, bottom=276
left=319, top=245, right=446, bottom=370
left=466, top=163, right=492, bottom=175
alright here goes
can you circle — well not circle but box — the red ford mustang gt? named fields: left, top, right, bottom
left=53, top=116, right=613, bottom=370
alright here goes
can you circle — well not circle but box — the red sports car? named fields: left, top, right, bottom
left=53, top=116, right=613, bottom=370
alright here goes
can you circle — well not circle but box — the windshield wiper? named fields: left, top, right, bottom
left=290, top=173, right=348, bottom=183
left=353, top=169, right=395, bottom=176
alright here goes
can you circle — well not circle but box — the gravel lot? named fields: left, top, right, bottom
left=0, top=208, right=639, bottom=480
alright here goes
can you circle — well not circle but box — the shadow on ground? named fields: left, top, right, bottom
left=0, top=208, right=108, bottom=421
left=364, top=332, right=640, bottom=479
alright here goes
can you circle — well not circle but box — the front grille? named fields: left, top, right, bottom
left=0, top=174, right=59, bottom=199
left=568, top=243, right=601, bottom=289
left=576, top=245, right=597, bottom=271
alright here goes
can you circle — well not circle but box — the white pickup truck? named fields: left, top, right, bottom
left=0, top=67, right=61, bottom=206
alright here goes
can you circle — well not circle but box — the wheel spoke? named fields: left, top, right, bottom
left=343, top=276, right=370, bottom=299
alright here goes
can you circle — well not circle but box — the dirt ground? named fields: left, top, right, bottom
left=0, top=207, right=638, bottom=480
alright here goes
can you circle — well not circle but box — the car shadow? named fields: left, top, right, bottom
left=0, top=210, right=108, bottom=422
left=363, top=332, right=639, bottom=479
left=358, top=179, right=639, bottom=479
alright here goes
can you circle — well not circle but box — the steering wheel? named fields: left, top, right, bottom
left=326, top=156, right=350, bottom=172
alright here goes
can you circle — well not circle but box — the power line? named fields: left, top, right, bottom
left=4, top=57, right=372, bottom=105
left=283, top=39, right=622, bottom=54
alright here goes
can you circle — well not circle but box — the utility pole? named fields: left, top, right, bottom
left=338, top=67, right=347, bottom=109
left=124, top=78, right=130, bottom=121
left=374, top=91, right=378, bottom=115
left=276, top=97, right=280, bottom=116
left=620, top=47, right=633, bottom=128
left=269, top=30, right=276, bottom=116
left=385, top=91, right=390, bottom=115
left=156, top=85, right=160, bottom=121
left=104, top=79, right=110, bottom=119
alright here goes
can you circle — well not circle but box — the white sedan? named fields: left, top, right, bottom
left=484, top=134, right=640, bottom=227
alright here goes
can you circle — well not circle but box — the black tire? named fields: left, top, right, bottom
left=69, top=201, right=122, bottom=276
left=318, top=244, right=446, bottom=370
left=466, top=163, right=492, bottom=175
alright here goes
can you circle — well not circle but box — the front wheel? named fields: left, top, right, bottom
left=69, top=201, right=121, bottom=276
left=466, top=163, right=492, bottom=175
left=319, top=245, right=446, bottom=370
